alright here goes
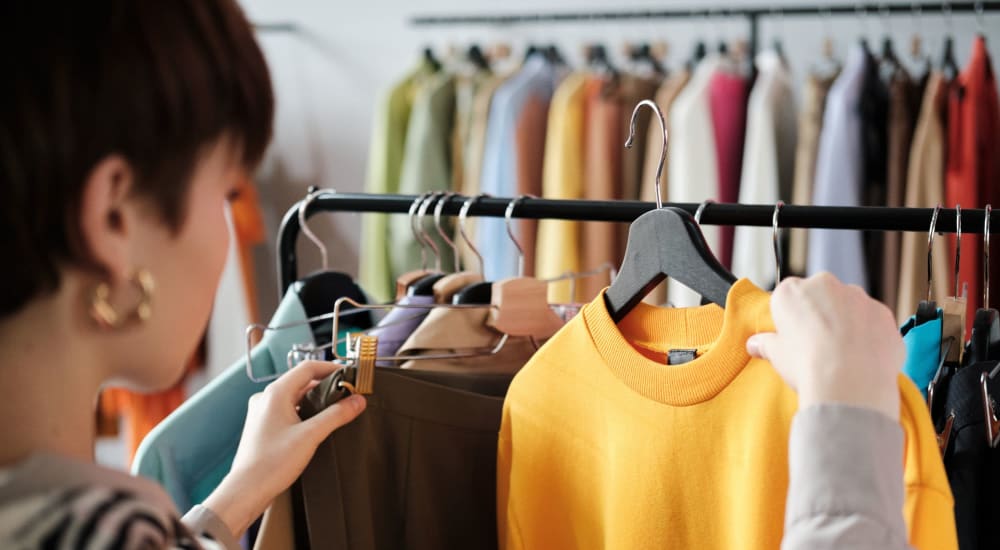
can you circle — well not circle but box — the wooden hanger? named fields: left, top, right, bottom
left=604, top=100, right=736, bottom=323
left=488, top=196, right=565, bottom=340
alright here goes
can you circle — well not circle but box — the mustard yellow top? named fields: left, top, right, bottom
left=497, top=279, right=956, bottom=549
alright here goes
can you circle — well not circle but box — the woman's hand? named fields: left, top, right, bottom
left=746, top=273, right=905, bottom=421
left=202, top=360, right=366, bottom=538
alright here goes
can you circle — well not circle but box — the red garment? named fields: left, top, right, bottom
left=946, top=36, right=1000, bottom=323
left=708, top=69, right=749, bottom=268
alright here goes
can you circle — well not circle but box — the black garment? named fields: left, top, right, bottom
left=292, top=366, right=513, bottom=550
left=938, top=361, right=1000, bottom=550
left=859, top=46, right=890, bottom=302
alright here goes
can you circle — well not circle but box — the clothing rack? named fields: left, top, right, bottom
left=276, top=192, right=995, bottom=295
left=410, top=1, right=998, bottom=65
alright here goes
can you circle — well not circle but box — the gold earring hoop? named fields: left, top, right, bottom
left=90, top=269, right=155, bottom=329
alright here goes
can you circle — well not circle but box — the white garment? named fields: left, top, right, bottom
left=806, top=45, right=870, bottom=290
left=731, top=50, right=798, bottom=289
left=667, top=55, right=721, bottom=307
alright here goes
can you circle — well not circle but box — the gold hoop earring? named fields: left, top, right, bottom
left=90, top=269, right=155, bottom=329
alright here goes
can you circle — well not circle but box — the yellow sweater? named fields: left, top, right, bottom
left=497, top=279, right=956, bottom=549
left=535, top=72, right=587, bottom=303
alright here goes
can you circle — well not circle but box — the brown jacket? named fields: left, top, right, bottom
left=896, top=72, right=950, bottom=321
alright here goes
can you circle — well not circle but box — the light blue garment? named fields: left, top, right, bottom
left=899, top=309, right=943, bottom=400
left=807, top=45, right=870, bottom=290
left=133, top=286, right=336, bottom=512
left=476, top=55, right=557, bottom=281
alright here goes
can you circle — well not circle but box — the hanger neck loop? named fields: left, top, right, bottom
left=927, top=204, right=942, bottom=301
left=625, top=99, right=667, bottom=209
left=298, top=186, right=333, bottom=271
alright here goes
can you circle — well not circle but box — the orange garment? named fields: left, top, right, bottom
left=580, top=77, right=624, bottom=302
left=498, top=279, right=958, bottom=550
left=99, top=347, right=202, bottom=465
left=946, top=37, right=1000, bottom=321
left=228, top=178, right=266, bottom=324
left=514, top=94, right=550, bottom=277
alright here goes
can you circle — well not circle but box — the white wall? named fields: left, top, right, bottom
left=238, top=0, right=999, bottom=316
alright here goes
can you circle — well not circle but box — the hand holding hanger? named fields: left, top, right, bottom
left=204, top=360, right=366, bottom=539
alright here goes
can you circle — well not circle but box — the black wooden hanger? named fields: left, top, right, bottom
left=452, top=194, right=493, bottom=305
left=604, top=100, right=736, bottom=323
left=407, top=192, right=447, bottom=296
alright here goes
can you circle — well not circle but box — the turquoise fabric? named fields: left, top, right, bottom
left=132, top=286, right=353, bottom=512
left=900, top=309, right=943, bottom=401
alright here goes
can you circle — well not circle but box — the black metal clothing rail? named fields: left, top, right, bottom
left=410, top=2, right=994, bottom=25
left=410, top=2, right=997, bottom=67
left=277, top=192, right=995, bottom=295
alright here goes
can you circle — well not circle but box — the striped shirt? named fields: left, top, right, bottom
left=0, top=454, right=237, bottom=550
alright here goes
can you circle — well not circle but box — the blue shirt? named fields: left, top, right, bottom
left=900, top=309, right=943, bottom=400
left=476, top=55, right=557, bottom=280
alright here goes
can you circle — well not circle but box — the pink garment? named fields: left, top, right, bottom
left=709, top=70, right=749, bottom=268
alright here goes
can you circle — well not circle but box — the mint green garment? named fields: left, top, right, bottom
left=389, top=72, right=457, bottom=278
left=132, top=286, right=355, bottom=512
left=359, top=62, right=434, bottom=302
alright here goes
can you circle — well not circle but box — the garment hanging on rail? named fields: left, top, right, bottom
left=807, top=44, right=869, bottom=289
left=896, top=71, right=950, bottom=321
left=284, top=368, right=514, bottom=550
left=390, top=72, right=458, bottom=277
left=732, top=49, right=797, bottom=289
left=477, top=53, right=558, bottom=280
left=787, top=71, right=836, bottom=276
left=360, top=60, right=436, bottom=303
left=708, top=62, right=749, bottom=268
left=947, top=36, right=1000, bottom=326
left=879, top=66, right=924, bottom=313
left=667, top=55, right=722, bottom=306
left=497, top=279, right=957, bottom=550
left=535, top=72, right=587, bottom=303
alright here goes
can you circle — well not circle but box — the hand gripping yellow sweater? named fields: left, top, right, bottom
left=497, top=279, right=956, bottom=549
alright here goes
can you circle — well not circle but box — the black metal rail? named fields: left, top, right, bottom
left=276, top=192, right=994, bottom=295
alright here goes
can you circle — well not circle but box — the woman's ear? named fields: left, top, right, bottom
left=78, top=155, right=136, bottom=284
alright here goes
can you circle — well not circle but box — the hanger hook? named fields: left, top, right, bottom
left=927, top=204, right=942, bottom=301
left=976, top=1, right=985, bottom=32
left=694, top=199, right=715, bottom=225
left=879, top=2, right=891, bottom=35
left=434, top=192, right=460, bottom=272
left=298, top=186, right=331, bottom=271
left=459, top=194, right=488, bottom=277
left=505, top=195, right=533, bottom=277
left=955, top=204, right=963, bottom=298
left=625, top=99, right=668, bottom=209
left=985, top=204, right=991, bottom=308
left=409, top=193, right=432, bottom=270
left=417, top=191, right=444, bottom=272
left=773, top=201, right=785, bottom=284
left=943, top=1, right=953, bottom=32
